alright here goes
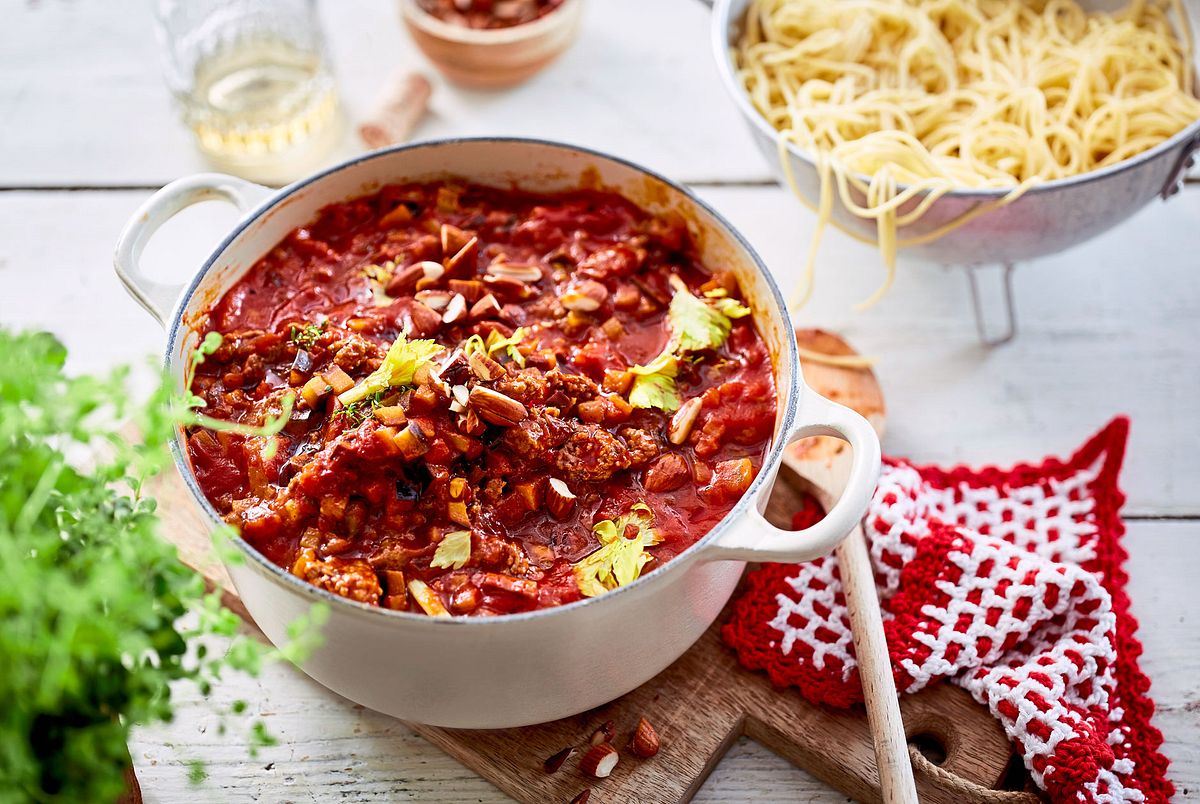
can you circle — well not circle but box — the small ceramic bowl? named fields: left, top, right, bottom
left=400, top=0, right=584, bottom=88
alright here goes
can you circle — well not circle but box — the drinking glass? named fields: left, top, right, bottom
left=155, top=0, right=342, bottom=185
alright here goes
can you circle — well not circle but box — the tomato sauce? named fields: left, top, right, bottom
left=186, top=181, right=777, bottom=616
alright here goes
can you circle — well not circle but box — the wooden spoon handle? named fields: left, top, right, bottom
left=836, top=525, right=918, bottom=804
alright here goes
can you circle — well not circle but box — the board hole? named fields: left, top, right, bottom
left=909, top=732, right=948, bottom=766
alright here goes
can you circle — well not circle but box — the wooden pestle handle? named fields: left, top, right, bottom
left=836, top=527, right=919, bottom=804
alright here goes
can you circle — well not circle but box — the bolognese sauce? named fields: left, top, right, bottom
left=185, top=181, right=777, bottom=616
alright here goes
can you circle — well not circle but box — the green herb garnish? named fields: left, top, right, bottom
left=180, top=332, right=295, bottom=460
left=574, top=502, right=662, bottom=598
left=333, top=391, right=385, bottom=426
left=485, top=327, right=527, bottom=367
left=430, top=530, right=472, bottom=570
left=0, top=328, right=326, bottom=802
left=338, top=332, right=441, bottom=406
left=626, top=278, right=751, bottom=412
left=288, top=320, right=327, bottom=350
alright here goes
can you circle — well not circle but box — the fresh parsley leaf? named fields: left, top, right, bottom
left=430, top=530, right=472, bottom=570
left=628, top=351, right=681, bottom=412
left=574, top=503, right=662, bottom=597
left=625, top=278, right=751, bottom=411
left=338, top=332, right=441, bottom=406
left=668, top=276, right=736, bottom=353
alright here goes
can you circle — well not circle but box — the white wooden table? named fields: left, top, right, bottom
left=2, top=1, right=1198, bottom=801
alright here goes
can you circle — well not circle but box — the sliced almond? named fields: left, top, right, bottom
left=385, top=263, right=426, bottom=296
left=442, top=293, right=468, bottom=324
left=416, top=260, right=446, bottom=282
left=668, top=397, right=703, bottom=445
left=468, top=386, right=528, bottom=427
left=487, top=259, right=542, bottom=283
left=467, top=351, right=506, bottom=381
left=589, top=719, right=616, bottom=746
left=469, top=293, right=503, bottom=320
left=415, top=289, right=453, bottom=311
left=483, top=274, right=538, bottom=300
left=451, top=384, right=470, bottom=407
left=546, top=478, right=576, bottom=520
left=408, top=300, right=444, bottom=336
left=448, top=278, right=483, bottom=302
left=560, top=279, right=608, bottom=312
left=578, top=743, right=618, bottom=778
left=441, top=223, right=473, bottom=258
left=444, top=237, right=479, bottom=276
left=542, top=745, right=576, bottom=774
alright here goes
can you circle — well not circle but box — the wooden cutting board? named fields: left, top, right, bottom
left=149, top=330, right=1030, bottom=804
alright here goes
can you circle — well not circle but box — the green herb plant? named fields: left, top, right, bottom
left=0, top=329, right=326, bottom=803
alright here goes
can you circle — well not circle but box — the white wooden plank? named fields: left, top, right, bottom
left=0, top=0, right=769, bottom=188
left=121, top=520, right=1200, bottom=802
left=3, top=186, right=1196, bottom=514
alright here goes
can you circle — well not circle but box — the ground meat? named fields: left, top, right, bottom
left=555, top=423, right=631, bottom=483
left=578, top=245, right=641, bottom=280
left=546, top=369, right=600, bottom=402
left=494, top=368, right=549, bottom=406
left=620, top=427, right=660, bottom=467
left=500, top=411, right=572, bottom=459
left=643, top=453, right=688, bottom=492
left=291, top=549, right=382, bottom=604
left=332, top=334, right=378, bottom=373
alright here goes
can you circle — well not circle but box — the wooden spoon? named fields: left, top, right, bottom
left=785, top=328, right=917, bottom=804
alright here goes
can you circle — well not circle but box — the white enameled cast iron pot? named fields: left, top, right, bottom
left=115, top=138, right=881, bottom=728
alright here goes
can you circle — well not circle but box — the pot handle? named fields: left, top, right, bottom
left=113, top=173, right=273, bottom=326
left=703, top=390, right=881, bottom=563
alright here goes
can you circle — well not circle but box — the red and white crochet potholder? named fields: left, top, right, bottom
left=723, top=418, right=1172, bottom=803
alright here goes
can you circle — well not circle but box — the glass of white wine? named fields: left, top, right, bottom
left=155, top=0, right=342, bottom=185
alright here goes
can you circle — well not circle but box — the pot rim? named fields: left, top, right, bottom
left=710, top=0, right=1200, bottom=200
left=165, top=135, right=801, bottom=629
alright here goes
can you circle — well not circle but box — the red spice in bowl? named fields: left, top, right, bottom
left=417, top=0, right=566, bottom=29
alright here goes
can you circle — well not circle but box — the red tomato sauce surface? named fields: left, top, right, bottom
left=186, top=181, right=777, bottom=616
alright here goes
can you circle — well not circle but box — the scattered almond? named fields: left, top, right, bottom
left=468, top=386, right=528, bottom=427
left=469, top=293, right=503, bottom=320
left=589, top=719, right=616, bottom=746
left=668, top=397, right=703, bottom=445
left=487, top=259, right=543, bottom=283
left=442, top=293, right=468, bottom=324
left=578, top=743, right=619, bottom=778
left=385, top=263, right=425, bottom=296
left=628, top=717, right=661, bottom=758
left=542, top=745, right=576, bottom=774
left=560, top=279, right=608, bottom=312
left=546, top=478, right=577, bottom=520
left=569, top=791, right=591, bottom=804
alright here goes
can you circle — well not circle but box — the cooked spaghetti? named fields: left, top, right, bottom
left=735, top=0, right=1200, bottom=308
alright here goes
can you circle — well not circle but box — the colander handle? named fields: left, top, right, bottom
left=1161, top=131, right=1200, bottom=199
